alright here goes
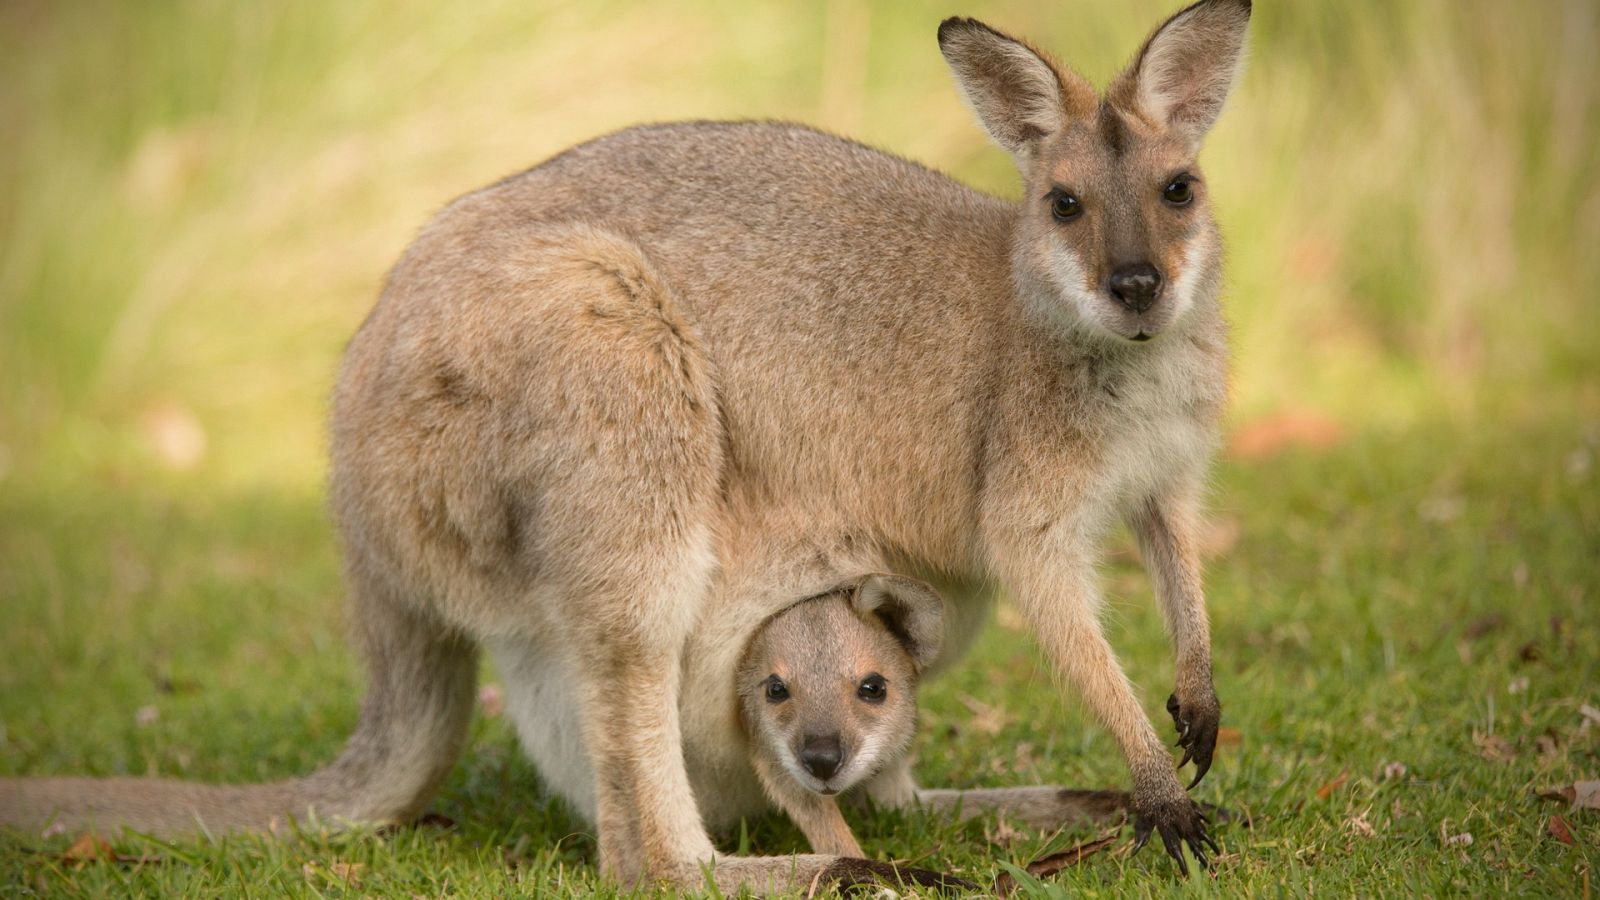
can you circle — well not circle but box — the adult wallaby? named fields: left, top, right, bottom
left=2, top=0, right=1249, bottom=890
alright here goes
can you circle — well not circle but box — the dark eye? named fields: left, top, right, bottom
left=764, top=677, right=789, bottom=703
left=1050, top=192, right=1083, bottom=221
left=857, top=674, right=887, bottom=704
left=1162, top=177, right=1194, bottom=206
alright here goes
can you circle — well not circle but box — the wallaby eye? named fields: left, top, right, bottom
left=857, top=674, right=887, bottom=704
left=1162, top=177, right=1194, bottom=206
left=1049, top=191, right=1083, bottom=222
left=763, top=677, right=789, bottom=703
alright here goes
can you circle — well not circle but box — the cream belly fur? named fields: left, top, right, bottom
left=486, top=626, right=775, bottom=832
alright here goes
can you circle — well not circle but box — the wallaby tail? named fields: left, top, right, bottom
left=0, top=588, right=478, bottom=838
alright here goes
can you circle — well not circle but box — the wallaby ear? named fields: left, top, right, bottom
left=1114, top=0, right=1251, bottom=144
left=847, top=573, right=945, bottom=673
left=937, top=17, right=1093, bottom=163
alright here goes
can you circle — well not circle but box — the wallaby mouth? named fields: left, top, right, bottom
left=1132, top=332, right=1152, bottom=342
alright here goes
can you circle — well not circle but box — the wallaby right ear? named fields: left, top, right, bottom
left=1111, top=0, right=1252, bottom=146
left=937, top=17, right=1093, bottom=164
left=846, top=573, right=945, bottom=673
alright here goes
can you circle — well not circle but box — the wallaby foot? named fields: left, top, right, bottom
left=1130, top=792, right=1218, bottom=877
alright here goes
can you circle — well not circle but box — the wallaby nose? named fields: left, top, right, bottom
left=1109, top=262, right=1163, bottom=314
left=799, top=735, right=843, bottom=780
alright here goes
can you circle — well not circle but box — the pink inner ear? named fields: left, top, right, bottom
left=1129, top=0, right=1249, bottom=138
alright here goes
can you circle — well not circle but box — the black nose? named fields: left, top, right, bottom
left=1109, top=262, right=1162, bottom=313
left=799, top=735, right=843, bottom=780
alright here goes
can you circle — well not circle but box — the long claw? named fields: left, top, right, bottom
left=1161, top=829, right=1188, bottom=878
left=1202, top=830, right=1221, bottom=856
left=1186, top=757, right=1210, bottom=789
left=1187, top=832, right=1211, bottom=870
left=1132, top=821, right=1154, bottom=855
left=1178, top=746, right=1195, bottom=769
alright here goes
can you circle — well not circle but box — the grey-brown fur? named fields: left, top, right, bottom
left=1, top=0, right=1250, bottom=890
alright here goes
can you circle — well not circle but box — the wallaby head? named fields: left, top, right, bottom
left=737, top=574, right=944, bottom=797
left=939, top=0, right=1249, bottom=343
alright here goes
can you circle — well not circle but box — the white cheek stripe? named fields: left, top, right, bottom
left=1046, top=238, right=1097, bottom=307
left=1165, top=230, right=1212, bottom=319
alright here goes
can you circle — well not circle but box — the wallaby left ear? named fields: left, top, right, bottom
left=1114, top=0, right=1252, bottom=144
left=846, top=574, right=945, bottom=673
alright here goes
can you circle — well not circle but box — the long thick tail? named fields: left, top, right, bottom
left=0, top=594, right=477, bottom=838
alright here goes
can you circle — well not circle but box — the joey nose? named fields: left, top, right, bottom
left=1109, top=263, right=1162, bottom=313
left=799, top=735, right=843, bottom=780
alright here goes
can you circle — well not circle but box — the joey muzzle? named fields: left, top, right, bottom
left=798, top=734, right=843, bottom=781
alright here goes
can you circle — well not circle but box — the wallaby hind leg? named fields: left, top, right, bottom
left=0, top=570, right=477, bottom=837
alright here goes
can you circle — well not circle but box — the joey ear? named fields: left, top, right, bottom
left=1113, top=0, right=1251, bottom=144
left=846, top=574, right=945, bottom=673
left=937, top=17, right=1094, bottom=164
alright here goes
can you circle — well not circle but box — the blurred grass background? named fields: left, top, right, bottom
left=2, top=0, right=1597, bottom=895
left=2, top=0, right=1595, bottom=488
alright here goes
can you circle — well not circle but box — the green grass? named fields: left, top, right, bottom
left=4, top=412, right=1596, bottom=896
left=2, top=0, right=1598, bottom=895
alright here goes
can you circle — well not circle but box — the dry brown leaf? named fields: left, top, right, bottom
left=1216, top=726, right=1243, bottom=747
left=984, top=816, right=1025, bottom=849
left=1346, top=810, right=1377, bottom=838
left=302, top=861, right=365, bottom=886
left=1549, top=815, right=1576, bottom=846
left=995, top=831, right=1120, bottom=894
left=1315, top=771, right=1349, bottom=800
left=1230, top=410, right=1345, bottom=460
left=1537, top=784, right=1578, bottom=805
left=1472, top=731, right=1515, bottom=764
left=62, top=833, right=113, bottom=864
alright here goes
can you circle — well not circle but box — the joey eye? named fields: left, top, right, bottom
left=764, top=677, right=789, bottom=703
left=1050, top=191, right=1083, bottom=222
left=857, top=674, right=887, bottom=704
left=1162, top=177, right=1194, bottom=206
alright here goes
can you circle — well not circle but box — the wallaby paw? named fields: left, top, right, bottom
left=1131, top=793, right=1218, bottom=877
left=1165, top=690, right=1220, bottom=788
